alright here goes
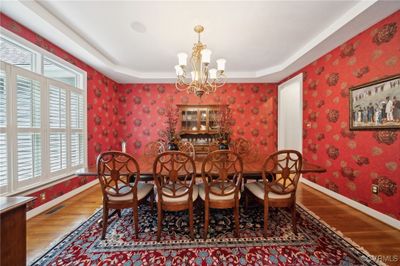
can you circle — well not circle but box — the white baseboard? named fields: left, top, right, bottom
left=300, top=178, right=400, bottom=229
left=26, top=179, right=99, bottom=220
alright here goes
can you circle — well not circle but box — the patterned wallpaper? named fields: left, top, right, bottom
left=118, top=83, right=277, bottom=158
left=283, top=10, right=400, bottom=219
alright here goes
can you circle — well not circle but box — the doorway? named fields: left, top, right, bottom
left=278, top=73, right=303, bottom=152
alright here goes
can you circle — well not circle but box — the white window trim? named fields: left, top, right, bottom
left=0, top=27, right=88, bottom=196
left=0, top=62, right=10, bottom=195
left=0, top=27, right=86, bottom=86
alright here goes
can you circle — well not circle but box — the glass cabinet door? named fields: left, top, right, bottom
left=199, top=109, right=207, bottom=131
left=181, top=109, right=198, bottom=131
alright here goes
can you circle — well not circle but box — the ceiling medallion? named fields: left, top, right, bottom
left=175, top=25, right=226, bottom=97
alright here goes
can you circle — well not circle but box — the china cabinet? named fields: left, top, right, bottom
left=177, top=105, right=226, bottom=154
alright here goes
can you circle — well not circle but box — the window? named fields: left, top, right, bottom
left=0, top=28, right=87, bottom=195
left=43, top=57, right=80, bottom=87
left=0, top=69, right=7, bottom=191
left=0, top=37, right=35, bottom=71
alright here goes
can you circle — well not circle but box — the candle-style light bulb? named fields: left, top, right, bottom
left=177, top=53, right=188, bottom=66
left=216, top=58, right=226, bottom=71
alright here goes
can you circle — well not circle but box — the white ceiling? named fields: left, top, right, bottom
left=1, top=1, right=400, bottom=83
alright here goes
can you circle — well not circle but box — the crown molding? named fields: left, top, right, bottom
left=2, top=0, right=399, bottom=83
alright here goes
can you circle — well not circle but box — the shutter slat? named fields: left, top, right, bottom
left=0, top=133, right=7, bottom=186
left=17, top=133, right=41, bottom=181
left=71, top=93, right=83, bottom=129
left=71, top=132, right=83, bottom=167
left=49, top=86, right=66, bottom=128
left=16, top=75, right=41, bottom=128
left=49, top=133, right=67, bottom=172
left=0, top=70, right=6, bottom=127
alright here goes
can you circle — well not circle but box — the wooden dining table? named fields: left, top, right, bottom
left=76, top=156, right=326, bottom=178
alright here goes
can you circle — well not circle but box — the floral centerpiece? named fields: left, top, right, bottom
left=161, top=104, right=180, bottom=150
left=216, top=105, right=233, bottom=149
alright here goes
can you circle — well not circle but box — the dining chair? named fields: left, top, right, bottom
left=232, top=137, right=261, bottom=185
left=178, top=141, right=196, bottom=160
left=233, top=137, right=259, bottom=163
left=97, top=151, right=154, bottom=239
left=153, top=151, right=198, bottom=241
left=244, top=150, right=303, bottom=238
left=142, top=141, right=166, bottom=181
left=199, top=150, right=243, bottom=239
left=144, top=141, right=165, bottom=158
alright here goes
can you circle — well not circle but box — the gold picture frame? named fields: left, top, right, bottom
left=349, top=74, right=400, bottom=130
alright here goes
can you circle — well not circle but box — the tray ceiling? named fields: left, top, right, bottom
left=1, top=1, right=400, bottom=83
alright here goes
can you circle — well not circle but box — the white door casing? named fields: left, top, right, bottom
left=278, top=73, right=303, bottom=152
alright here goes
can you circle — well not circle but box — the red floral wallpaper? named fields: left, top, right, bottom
left=117, top=83, right=277, bottom=157
left=283, top=11, right=400, bottom=219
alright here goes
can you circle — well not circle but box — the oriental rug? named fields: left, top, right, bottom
left=30, top=204, right=381, bottom=265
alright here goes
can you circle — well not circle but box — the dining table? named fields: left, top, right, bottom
left=76, top=156, right=326, bottom=178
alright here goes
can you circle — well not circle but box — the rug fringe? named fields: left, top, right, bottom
left=296, top=203, right=387, bottom=266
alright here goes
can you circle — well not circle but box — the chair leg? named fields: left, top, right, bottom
left=291, top=204, right=298, bottom=235
left=157, top=202, right=163, bottom=241
left=189, top=201, right=194, bottom=240
left=149, top=191, right=154, bottom=212
left=263, top=201, right=269, bottom=238
left=133, top=203, right=139, bottom=239
left=234, top=202, right=240, bottom=238
left=101, top=205, right=109, bottom=240
left=203, top=201, right=209, bottom=240
left=117, top=210, right=122, bottom=218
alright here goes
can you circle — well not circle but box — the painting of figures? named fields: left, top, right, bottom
left=350, top=74, right=400, bottom=130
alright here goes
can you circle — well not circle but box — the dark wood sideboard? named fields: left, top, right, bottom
left=0, top=196, right=35, bottom=266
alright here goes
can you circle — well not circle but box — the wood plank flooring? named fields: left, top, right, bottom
left=27, top=183, right=400, bottom=265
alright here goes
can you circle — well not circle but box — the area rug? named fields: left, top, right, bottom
left=30, top=204, right=381, bottom=265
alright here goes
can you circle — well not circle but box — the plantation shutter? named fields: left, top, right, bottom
left=0, top=69, right=7, bottom=190
left=16, top=74, right=42, bottom=182
left=70, top=92, right=84, bottom=167
left=49, top=85, right=67, bottom=173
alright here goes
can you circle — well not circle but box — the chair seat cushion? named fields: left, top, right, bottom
left=198, top=183, right=240, bottom=202
left=107, top=183, right=153, bottom=202
left=245, top=182, right=291, bottom=200
left=156, top=184, right=198, bottom=203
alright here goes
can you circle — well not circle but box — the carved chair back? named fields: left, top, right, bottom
left=201, top=150, right=243, bottom=199
left=178, top=141, right=196, bottom=160
left=153, top=151, right=196, bottom=201
left=144, top=141, right=165, bottom=158
left=97, top=151, right=140, bottom=200
left=262, top=150, right=303, bottom=195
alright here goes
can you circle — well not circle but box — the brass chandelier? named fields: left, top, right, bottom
left=175, top=25, right=226, bottom=97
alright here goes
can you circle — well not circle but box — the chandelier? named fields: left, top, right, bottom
left=175, top=25, right=226, bottom=97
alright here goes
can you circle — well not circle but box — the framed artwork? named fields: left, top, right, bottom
left=350, top=74, right=400, bottom=130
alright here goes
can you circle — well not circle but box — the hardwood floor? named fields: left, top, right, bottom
left=27, top=183, right=400, bottom=265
